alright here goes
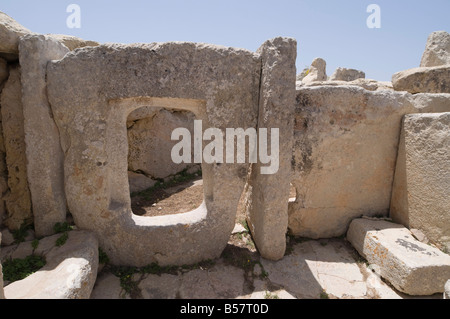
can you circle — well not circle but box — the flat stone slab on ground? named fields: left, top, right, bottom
left=2, top=230, right=99, bottom=299
left=347, top=218, right=450, bottom=296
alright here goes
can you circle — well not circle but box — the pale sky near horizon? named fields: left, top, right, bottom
left=2, top=0, right=449, bottom=81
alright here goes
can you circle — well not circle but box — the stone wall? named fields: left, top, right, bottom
left=0, top=9, right=448, bottom=275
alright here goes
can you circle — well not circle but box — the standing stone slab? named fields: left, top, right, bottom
left=420, top=31, right=450, bottom=67
left=47, top=41, right=261, bottom=266
left=390, top=112, right=450, bottom=250
left=19, top=34, right=69, bottom=237
left=347, top=218, right=450, bottom=296
left=0, top=65, right=32, bottom=230
left=301, top=58, right=327, bottom=84
left=246, top=37, right=297, bottom=260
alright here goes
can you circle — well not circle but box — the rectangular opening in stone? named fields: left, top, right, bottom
left=126, top=107, right=203, bottom=217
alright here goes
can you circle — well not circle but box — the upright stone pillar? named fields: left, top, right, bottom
left=19, top=34, right=69, bottom=236
left=246, top=37, right=297, bottom=260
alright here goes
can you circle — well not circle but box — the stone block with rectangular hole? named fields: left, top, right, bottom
left=45, top=40, right=297, bottom=266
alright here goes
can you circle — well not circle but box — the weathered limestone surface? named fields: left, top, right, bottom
left=392, top=65, right=450, bottom=94
left=390, top=112, right=450, bottom=250
left=329, top=67, right=365, bottom=82
left=246, top=37, right=297, bottom=260
left=420, top=31, right=450, bottom=67
left=301, top=58, right=327, bottom=84
left=347, top=218, right=450, bottom=296
left=128, top=109, right=196, bottom=179
left=299, top=78, right=393, bottom=91
left=47, top=41, right=263, bottom=266
left=46, top=34, right=99, bottom=51
left=0, top=65, right=32, bottom=230
left=0, top=11, right=32, bottom=55
left=3, top=230, right=99, bottom=299
left=0, top=58, right=9, bottom=225
left=19, top=34, right=69, bottom=237
left=289, top=86, right=450, bottom=239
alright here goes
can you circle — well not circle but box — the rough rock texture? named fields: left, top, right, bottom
left=47, top=41, right=263, bottom=266
left=19, top=34, right=69, bottom=237
left=299, top=78, right=393, bottom=91
left=0, top=232, right=4, bottom=299
left=301, top=58, right=327, bottom=84
left=2, top=230, right=99, bottom=299
left=420, top=31, right=450, bottom=67
left=0, top=11, right=32, bottom=55
left=347, top=218, right=450, bottom=296
left=246, top=37, right=297, bottom=260
left=0, top=58, right=9, bottom=225
left=127, top=109, right=196, bottom=179
left=392, top=66, right=450, bottom=94
left=289, top=86, right=450, bottom=239
left=128, top=171, right=156, bottom=193
left=46, top=34, right=99, bottom=51
left=390, top=112, right=450, bottom=251
left=0, top=65, right=32, bottom=230
left=329, top=67, right=365, bottom=82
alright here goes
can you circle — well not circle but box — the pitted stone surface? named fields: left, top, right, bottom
left=0, top=65, right=32, bottom=229
left=246, top=37, right=297, bottom=261
left=2, top=230, right=98, bottom=299
left=390, top=112, right=450, bottom=250
left=289, top=86, right=450, bottom=239
left=347, top=218, right=450, bottom=296
left=47, top=41, right=263, bottom=266
left=19, top=34, right=69, bottom=237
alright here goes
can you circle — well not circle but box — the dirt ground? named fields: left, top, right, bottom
left=130, top=174, right=296, bottom=224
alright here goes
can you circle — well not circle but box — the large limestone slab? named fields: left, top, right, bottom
left=390, top=112, right=450, bottom=250
left=300, top=78, right=393, bottom=92
left=392, top=66, right=450, bottom=94
left=330, top=67, right=365, bottom=82
left=19, top=34, right=69, bottom=237
left=420, top=31, right=450, bottom=67
left=289, top=86, right=450, bottom=239
left=0, top=11, right=32, bottom=55
left=3, top=230, right=99, bottom=299
left=347, top=218, right=450, bottom=296
left=246, top=37, right=297, bottom=260
left=46, top=34, right=99, bottom=51
left=0, top=65, right=32, bottom=229
left=47, top=41, right=261, bottom=266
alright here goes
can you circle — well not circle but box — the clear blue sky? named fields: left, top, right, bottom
left=2, top=0, right=450, bottom=81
